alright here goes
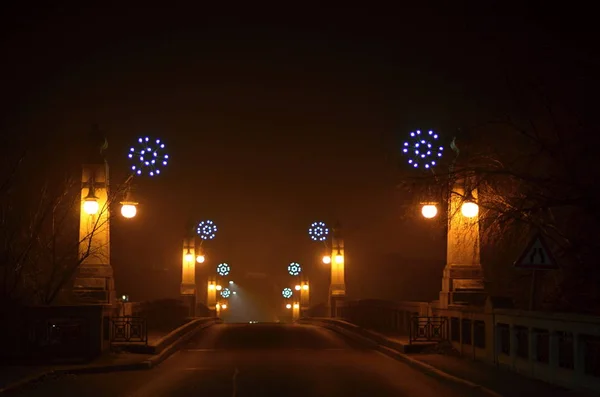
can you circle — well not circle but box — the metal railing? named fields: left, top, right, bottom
left=409, top=316, right=447, bottom=344
left=110, top=316, right=148, bottom=344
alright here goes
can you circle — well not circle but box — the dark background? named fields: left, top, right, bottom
left=1, top=5, right=595, bottom=313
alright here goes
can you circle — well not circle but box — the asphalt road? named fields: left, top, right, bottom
left=8, top=323, right=490, bottom=396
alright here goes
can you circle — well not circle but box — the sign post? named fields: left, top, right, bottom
left=514, top=233, right=559, bottom=310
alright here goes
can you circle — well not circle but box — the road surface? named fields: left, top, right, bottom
left=8, top=323, right=489, bottom=396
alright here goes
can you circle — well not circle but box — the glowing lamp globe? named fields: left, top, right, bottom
left=286, top=303, right=292, bottom=309
left=335, top=254, right=344, bottom=264
left=294, top=285, right=301, bottom=291
left=196, top=255, right=205, bottom=264
left=461, top=201, right=479, bottom=218
left=121, top=203, right=137, bottom=218
left=302, top=284, right=309, bottom=290
left=216, top=285, right=222, bottom=291
left=83, top=198, right=99, bottom=215
left=221, top=304, right=227, bottom=309
left=184, top=252, right=194, bottom=262
left=293, top=303, right=299, bottom=309
left=322, top=255, right=331, bottom=264
left=421, top=204, right=438, bottom=219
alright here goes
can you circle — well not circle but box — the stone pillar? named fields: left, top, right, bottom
left=73, top=162, right=115, bottom=305
left=329, top=222, right=346, bottom=317
left=180, top=237, right=196, bottom=317
left=207, top=277, right=217, bottom=316
left=440, top=182, right=485, bottom=308
left=300, top=280, right=310, bottom=317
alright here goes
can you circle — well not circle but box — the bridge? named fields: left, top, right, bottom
left=2, top=161, right=599, bottom=396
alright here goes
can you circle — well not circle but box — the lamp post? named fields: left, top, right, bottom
left=403, top=130, right=484, bottom=308
left=329, top=222, right=346, bottom=317
left=74, top=133, right=167, bottom=307
left=180, top=219, right=217, bottom=317
left=438, top=180, right=484, bottom=307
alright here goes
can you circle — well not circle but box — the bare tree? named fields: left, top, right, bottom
left=0, top=156, right=128, bottom=307
left=396, top=92, right=599, bottom=313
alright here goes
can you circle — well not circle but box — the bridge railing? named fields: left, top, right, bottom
left=314, top=297, right=600, bottom=393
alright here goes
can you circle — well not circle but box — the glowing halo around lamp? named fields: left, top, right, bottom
left=294, top=285, right=301, bottom=291
left=322, top=255, right=331, bottom=264
left=335, top=254, right=344, bottom=264
left=461, top=201, right=479, bottom=218
left=286, top=303, right=292, bottom=309
left=196, top=255, right=205, bottom=263
left=184, top=251, right=194, bottom=262
left=421, top=204, right=438, bottom=219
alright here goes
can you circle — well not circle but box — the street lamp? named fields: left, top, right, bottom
left=322, top=255, right=331, bottom=264
left=294, top=285, right=301, bottom=291
left=286, top=303, right=292, bottom=309
left=334, top=248, right=344, bottom=264
left=461, top=200, right=479, bottom=218
left=421, top=203, right=438, bottom=219
left=196, top=254, right=205, bottom=263
left=184, top=248, right=194, bottom=263
left=120, top=187, right=138, bottom=218
left=216, top=285, right=222, bottom=291
left=83, top=179, right=99, bottom=215
left=402, top=129, right=484, bottom=308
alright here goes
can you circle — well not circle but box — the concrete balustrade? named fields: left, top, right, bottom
left=330, top=298, right=600, bottom=393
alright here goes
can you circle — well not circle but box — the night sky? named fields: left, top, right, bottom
left=1, top=6, right=594, bottom=310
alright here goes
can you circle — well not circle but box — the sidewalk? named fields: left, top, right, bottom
left=367, top=329, right=592, bottom=396
left=404, top=352, right=590, bottom=396
left=0, top=351, right=152, bottom=393
left=1, top=327, right=177, bottom=393
left=0, top=317, right=219, bottom=393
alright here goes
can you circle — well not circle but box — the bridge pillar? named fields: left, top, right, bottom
left=207, top=277, right=217, bottom=316
left=72, top=161, right=116, bottom=306
left=329, top=222, right=346, bottom=317
left=300, top=280, right=310, bottom=317
left=439, top=182, right=486, bottom=308
left=181, top=237, right=197, bottom=316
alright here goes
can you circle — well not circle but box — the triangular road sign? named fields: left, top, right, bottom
left=514, top=233, right=559, bottom=270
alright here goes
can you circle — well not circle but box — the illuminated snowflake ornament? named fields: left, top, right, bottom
left=217, top=263, right=230, bottom=276
left=288, top=262, right=302, bottom=276
left=128, top=137, right=169, bottom=176
left=308, top=221, right=329, bottom=242
left=402, top=130, right=443, bottom=169
left=221, top=288, right=231, bottom=298
left=197, top=220, right=217, bottom=240
left=282, top=287, right=293, bottom=299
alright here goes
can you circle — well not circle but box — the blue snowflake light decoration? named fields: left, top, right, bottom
left=217, top=263, right=230, bottom=276
left=402, top=130, right=443, bottom=169
left=221, top=288, right=231, bottom=298
left=197, top=220, right=217, bottom=240
left=288, top=262, right=302, bottom=276
left=308, top=221, right=329, bottom=242
left=282, top=287, right=293, bottom=299
left=128, top=137, right=169, bottom=176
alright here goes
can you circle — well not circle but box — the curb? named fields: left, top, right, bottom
left=303, top=319, right=504, bottom=397
left=0, top=319, right=220, bottom=394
